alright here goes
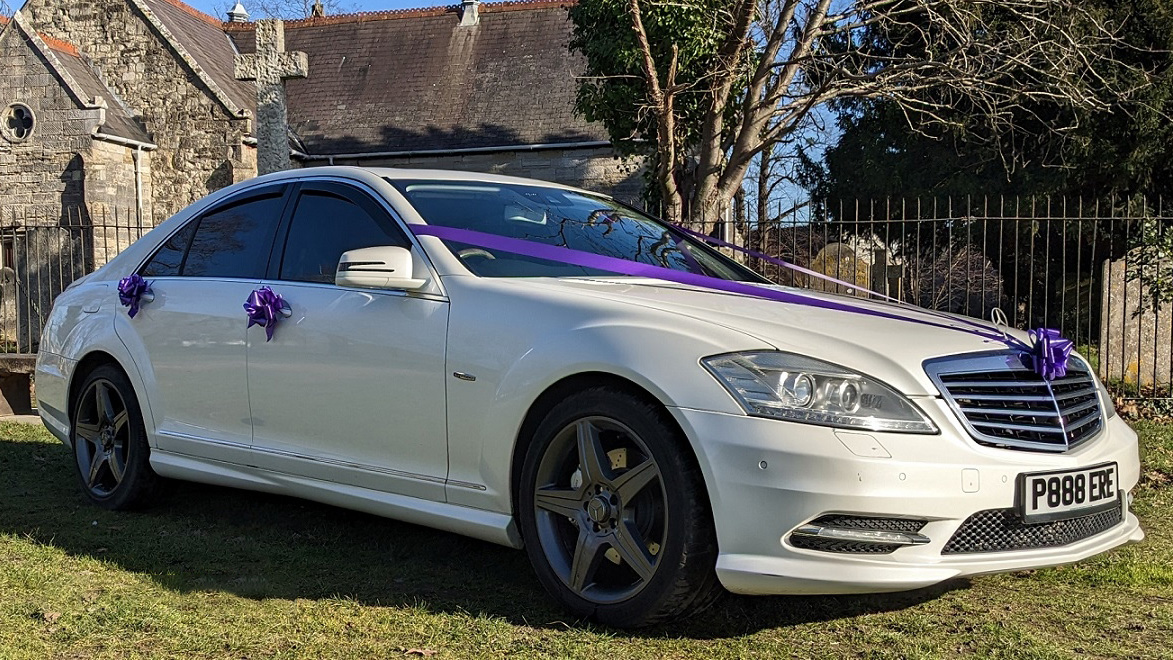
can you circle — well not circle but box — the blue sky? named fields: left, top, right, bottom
left=185, top=0, right=433, bottom=19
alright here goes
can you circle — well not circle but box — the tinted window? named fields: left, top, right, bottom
left=182, top=194, right=284, bottom=279
left=390, top=180, right=764, bottom=282
left=141, top=221, right=197, bottom=276
left=279, top=190, right=410, bottom=284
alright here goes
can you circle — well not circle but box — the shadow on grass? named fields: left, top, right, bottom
left=0, top=435, right=966, bottom=638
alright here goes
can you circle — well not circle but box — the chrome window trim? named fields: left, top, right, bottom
left=129, top=175, right=448, bottom=299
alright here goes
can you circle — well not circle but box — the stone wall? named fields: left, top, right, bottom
left=86, top=138, right=153, bottom=266
left=1099, top=252, right=1173, bottom=388
left=0, top=23, right=103, bottom=226
left=85, top=137, right=150, bottom=219
left=21, top=0, right=255, bottom=218
left=322, top=146, right=646, bottom=203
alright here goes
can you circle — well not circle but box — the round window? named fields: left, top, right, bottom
left=2, top=103, right=35, bottom=142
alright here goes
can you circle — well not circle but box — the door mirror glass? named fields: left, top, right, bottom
left=336, top=246, right=427, bottom=291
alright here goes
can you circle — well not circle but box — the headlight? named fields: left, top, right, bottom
left=702, top=351, right=938, bottom=433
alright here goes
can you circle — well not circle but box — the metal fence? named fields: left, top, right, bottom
left=3, top=198, right=1170, bottom=400
left=0, top=207, right=150, bottom=353
left=681, top=196, right=1173, bottom=400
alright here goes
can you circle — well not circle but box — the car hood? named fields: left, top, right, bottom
left=525, top=277, right=1029, bottom=396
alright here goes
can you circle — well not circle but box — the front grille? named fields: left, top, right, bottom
left=942, top=505, right=1123, bottom=554
left=926, top=352, right=1103, bottom=452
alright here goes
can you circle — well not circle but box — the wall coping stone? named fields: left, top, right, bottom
left=11, top=13, right=102, bottom=113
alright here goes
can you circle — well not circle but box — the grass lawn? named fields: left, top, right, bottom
left=1, top=420, right=1171, bottom=659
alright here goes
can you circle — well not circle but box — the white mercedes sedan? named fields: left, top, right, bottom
left=36, top=167, right=1143, bottom=627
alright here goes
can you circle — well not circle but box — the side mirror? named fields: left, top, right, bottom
left=335, top=246, right=427, bottom=291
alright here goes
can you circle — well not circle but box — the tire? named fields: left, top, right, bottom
left=70, top=363, right=158, bottom=510
left=518, top=386, right=722, bottom=627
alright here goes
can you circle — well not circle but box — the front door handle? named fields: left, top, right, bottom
left=244, top=286, right=291, bottom=341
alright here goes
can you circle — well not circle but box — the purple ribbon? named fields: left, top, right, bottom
left=667, top=222, right=906, bottom=305
left=1029, top=328, right=1074, bottom=380
left=244, top=286, right=286, bottom=342
left=411, top=224, right=1080, bottom=380
left=410, top=224, right=1026, bottom=346
left=670, top=222, right=1077, bottom=381
left=117, top=273, right=151, bottom=318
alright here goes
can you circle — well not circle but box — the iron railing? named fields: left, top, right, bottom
left=0, top=207, right=150, bottom=353
left=4, top=198, right=1170, bottom=400
left=645, top=196, right=1173, bottom=401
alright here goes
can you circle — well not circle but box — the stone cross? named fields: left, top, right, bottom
left=234, top=20, right=308, bottom=175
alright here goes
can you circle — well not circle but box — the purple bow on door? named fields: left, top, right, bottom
left=117, top=274, right=151, bottom=318
left=1029, top=328, right=1074, bottom=381
left=244, top=286, right=288, bottom=342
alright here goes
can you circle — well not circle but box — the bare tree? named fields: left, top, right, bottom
left=216, top=0, right=352, bottom=20
left=0, top=0, right=13, bottom=18
left=616, top=0, right=1141, bottom=230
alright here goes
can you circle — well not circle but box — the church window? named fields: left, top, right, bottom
left=1, top=104, right=35, bottom=142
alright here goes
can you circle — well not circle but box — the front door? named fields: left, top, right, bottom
left=120, top=187, right=288, bottom=456
left=244, top=182, right=450, bottom=501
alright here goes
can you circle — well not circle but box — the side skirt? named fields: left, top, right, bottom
left=149, top=449, right=523, bottom=549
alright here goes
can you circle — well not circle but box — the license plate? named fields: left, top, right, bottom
left=1018, top=462, right=1119, bottom=524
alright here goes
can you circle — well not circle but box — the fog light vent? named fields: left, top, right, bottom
left=788, top=515, right=930, bottom=554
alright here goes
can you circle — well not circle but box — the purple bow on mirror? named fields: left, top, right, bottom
left=1030, top=328, right=1073, bottom=381
left=117, top=274, right=151, bottom=318
left=244, top=286, right=287, bottom=342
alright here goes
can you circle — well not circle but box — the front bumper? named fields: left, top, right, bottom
left=670, top=398, right=1144, bottom=596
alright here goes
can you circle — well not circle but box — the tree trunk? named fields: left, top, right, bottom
left=756, top=143, right=772, bottom=230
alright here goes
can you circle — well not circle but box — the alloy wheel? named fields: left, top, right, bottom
left=74, top=379, right=131, bottom=498
left=532, top=416, right=668, bottom=604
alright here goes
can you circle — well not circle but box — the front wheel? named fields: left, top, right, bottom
left=518, top=387, right=722, bottom=627
left=71, top=364, right=158, bottom=510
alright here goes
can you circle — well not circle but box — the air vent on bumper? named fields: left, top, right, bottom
left=788, top=515, right=929, bottom=554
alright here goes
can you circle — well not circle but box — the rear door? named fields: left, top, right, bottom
left=243, top=181, right=450, bottom=501
left=121, top=186, right=289, bottom=457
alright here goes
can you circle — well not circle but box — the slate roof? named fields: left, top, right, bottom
left=140, top=0, right=256, bottom=115
left=225, top=1, right=607, bottom=155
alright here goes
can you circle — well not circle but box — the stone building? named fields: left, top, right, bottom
left=0, top=0, right=639, bottom=349
left=1, top=0, right=639, bottom=226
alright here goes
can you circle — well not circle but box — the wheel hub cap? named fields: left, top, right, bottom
left=586, top=495, right=611, bottom=524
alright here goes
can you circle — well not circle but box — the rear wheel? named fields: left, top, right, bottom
left=518, top=387, right=722, bottom=627
left=71, top=364, right=157, bottom=510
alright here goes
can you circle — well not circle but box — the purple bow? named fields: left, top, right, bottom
left=1029, top=328, right=1073, bottom=380
left=117, top=274, right=151, bottom=318
left=244, top=286, right=286, bottom=342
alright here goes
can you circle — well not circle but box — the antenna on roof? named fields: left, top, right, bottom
left=227, top=0, right=250, bottom=22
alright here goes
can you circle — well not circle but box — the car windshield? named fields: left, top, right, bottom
left=390, top=179, right=767, bottom=282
